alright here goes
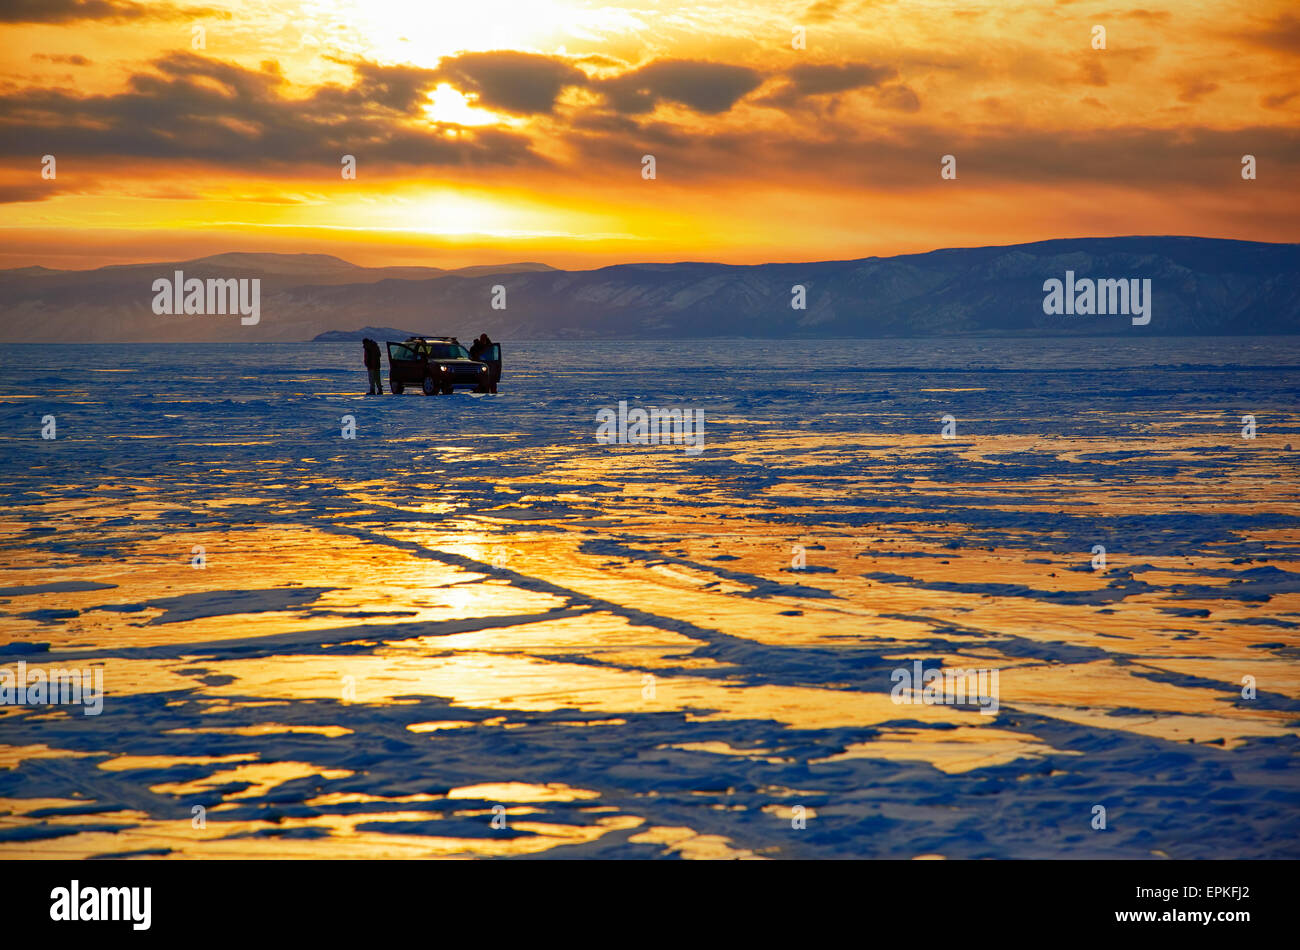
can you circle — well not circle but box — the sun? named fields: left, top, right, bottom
left=412, top=190, right=521, bottom=235
left=423, top=83, right=519, bottom=127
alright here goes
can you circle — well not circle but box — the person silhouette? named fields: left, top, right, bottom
left=473, top=333, right=498, bottom=393
left=362, top=338, right=383, bottom=395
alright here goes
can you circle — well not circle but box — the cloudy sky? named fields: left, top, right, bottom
left=1, top=0, right=1297, bottom=268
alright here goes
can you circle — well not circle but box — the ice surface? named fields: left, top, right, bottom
left=0, top=338, right=1296, bottom=858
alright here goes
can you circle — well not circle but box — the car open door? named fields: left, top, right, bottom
left=386, top=341, right=420, bottom=372
left=385, top=341, right=423, bottom=393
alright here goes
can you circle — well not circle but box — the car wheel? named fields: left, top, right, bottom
left=391, top=378, right=404, bottom=394
left=422, top=375, right=437, bottom=395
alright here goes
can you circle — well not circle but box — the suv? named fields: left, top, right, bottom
left=385, top=336, right=498, bottom=394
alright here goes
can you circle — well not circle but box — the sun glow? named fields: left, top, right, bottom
left=423, top=83, right=517, bottom=127
left=404, top=190, right=544, bottom=236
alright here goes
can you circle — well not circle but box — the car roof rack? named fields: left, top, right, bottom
left=405, top=335, right=458, bottom=343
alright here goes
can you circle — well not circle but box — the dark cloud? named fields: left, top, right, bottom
left=1178, top=78, right=1219, bottom=103
left=32, top=54, right=92, bottom=66
left=1235, top=12, right=1300, bottom=56
left=322, top=59, right=442, bottom=113
left=2, top=43, right=1295, bottom=203
left=0, top=0, right=222, bottom=23
left=758, top=62, right=899, bottom=108
left=430, top=52, right=764, bottom=116
left=0, top=53, right=540, bottom=169
left=0, top=182, right=63, bottom=203
left=787, top=62, right=897, bottom=96
left=598, top=59, right=764, bottom=114
left=1078, top=57, right=1108, bottom=87
left=567, top=111, right=644, bottom=135
left=875, top=83, right=921, bottom=112
left=435, top=51, right=589, bottom=115
left=563, top=114, right=1300, bottom=193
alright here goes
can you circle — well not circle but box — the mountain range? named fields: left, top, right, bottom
left=1, top=237, right=1296, bottom=342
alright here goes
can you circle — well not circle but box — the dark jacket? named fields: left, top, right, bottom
left=363, top=339, right=380, bottom=369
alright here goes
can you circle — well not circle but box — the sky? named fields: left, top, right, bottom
left=0, top=0, right=1297, bottom=270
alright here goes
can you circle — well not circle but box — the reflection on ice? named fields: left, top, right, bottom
left=1, top=340, right=1297, bottom=858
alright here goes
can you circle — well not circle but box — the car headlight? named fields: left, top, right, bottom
left=439, top=364, right=448, bottom=372
left=479, top=365, right=487, bottom=372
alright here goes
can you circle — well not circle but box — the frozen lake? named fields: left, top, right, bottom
left=0, top=337, right=1297, bottom=858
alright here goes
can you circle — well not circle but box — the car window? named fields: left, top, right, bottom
left=427, top=344, right=470, bottom=359
left=387, top=343, right=419, bottom=361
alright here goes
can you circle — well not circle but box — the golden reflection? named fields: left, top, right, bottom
left=1, top=419, right=1296, bottom=858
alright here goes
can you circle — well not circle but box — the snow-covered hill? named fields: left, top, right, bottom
left=1, top=237, right=1295, bottom=341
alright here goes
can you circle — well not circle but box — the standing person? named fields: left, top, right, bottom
left=476, top=333, right=498, bottom=394
left=363, top=338, right=383, bottom=395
